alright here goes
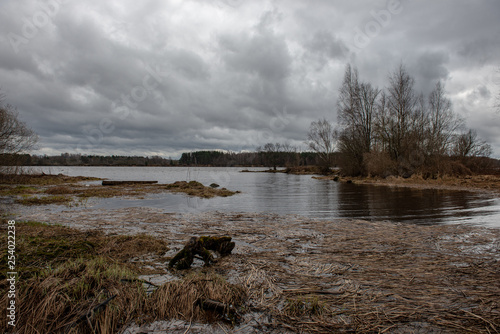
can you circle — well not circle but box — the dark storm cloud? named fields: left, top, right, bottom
left=0, top=0, right=499, bottom=157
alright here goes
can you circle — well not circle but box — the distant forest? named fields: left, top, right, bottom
left=13, top=150, right=325, bottom=168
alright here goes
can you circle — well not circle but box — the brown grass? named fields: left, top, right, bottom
left=0, top=221, right=247, bottom=334
left=146, top=272, right=246, bottom=323
left=12, top=257, right=145, bottom=334
left=1, top=174, right=239, bottom=206
left=319, top=173, right=500, bottom=194
left=16, top=195, right=72, bottom=206
left=0, top=173, right=100, bottom=185
left=165, top=181, right=239, bottom=198
left=222, top=219, right=500, bottom=333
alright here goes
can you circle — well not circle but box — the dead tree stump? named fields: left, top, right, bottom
left=168, top=236, right=235, bottom=270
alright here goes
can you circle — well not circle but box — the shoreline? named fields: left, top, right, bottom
left=5, top=208, right=500, bottom=333
left=316, top=174, right=500, bottom=196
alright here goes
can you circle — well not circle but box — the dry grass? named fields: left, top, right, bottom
left=320, top=173, right=500, bottom=194
left=146, top=271, right=246, bottom=323
left=2, top=208, right=499, bottom=333
left=0, top=173, right=100, bottom=185
left=0, top=221, right=247, bottom=334
left=165, top=181, right=239, bottom=198
left=221, top=219, right=500, bottom=333
left=1, top=174, right=239, bottom=206
left=16, top=195, right=72, bottom=205
left=10, top=257, right=145, bottom=334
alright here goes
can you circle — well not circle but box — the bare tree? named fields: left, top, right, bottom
left=333, top=63, right=493, bottom=177
left=306, top=118, right=336, bottom=171
left=385, top=63, right=419, bottom=161
left=427, top=82, right=463, bottom=156
left=337, top=64, right=380, bottom=175
left=257, top=142, right=287, bottom=170
left=1, top=92, right=38, bottom=171
left=453, top=129, right=491, bottom=158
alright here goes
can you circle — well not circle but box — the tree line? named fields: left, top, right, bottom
left=306, top=64, right=495, bottom=177
left=179, top=149, right=321, bottom=168
left=24, top=154, right=176, bottom=167
left=5, top=150, right=323, bottom=169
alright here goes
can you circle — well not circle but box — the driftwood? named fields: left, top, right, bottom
left=169, top=236, right=235, bottom=270
left=102, top=180, right=158, bottom=186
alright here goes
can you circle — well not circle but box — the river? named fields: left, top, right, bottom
left=29, top=166, right=500, bottom=227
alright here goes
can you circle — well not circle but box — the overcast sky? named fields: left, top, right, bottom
left=1, top=0, right=499, bottom=158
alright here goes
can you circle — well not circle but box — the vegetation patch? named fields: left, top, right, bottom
left=0, top=220, right=247, bottom=333
left=16, top=195, right=71, bottom=206
left=165, top=180, right=239, bottom=198
left=0, top=185, right=39, bottom=196
left=319, top=173, right=500, bottom=194
left=146, top=272, right=246, bottom=324
left=0, top=173, right=100, bottom=185
left=1, top=174, right=240, bottom=206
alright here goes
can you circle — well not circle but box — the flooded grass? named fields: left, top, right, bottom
left=16, top=195, right=72, bottom=206
left=6, top=209, right=500, bottom=333
left=1, top=173, right=240, bottom=206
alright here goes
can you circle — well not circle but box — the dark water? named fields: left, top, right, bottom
left=33, top=166, right=500, bottom=227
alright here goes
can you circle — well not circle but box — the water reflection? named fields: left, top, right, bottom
left=334, top=183, right=500, bottom=225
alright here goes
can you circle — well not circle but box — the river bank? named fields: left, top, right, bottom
left=3, top=207, right=499, bottom=333
left=316, top=174, right=500, bottom=195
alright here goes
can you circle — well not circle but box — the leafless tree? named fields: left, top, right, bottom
left=427, top=82, right=463, bottom=156
left=306, top=118, right=337, bottom=170
left=1, top=92, right=38, bottom=172
left=385, top=63, right=419, bottom=161
left=453, top=129, right=491, bottom=158
left=337, top=64, right=380, bottom=174
left=257, top=142, right=294, bottom=170
left=333, top=63, right=493, bottom=177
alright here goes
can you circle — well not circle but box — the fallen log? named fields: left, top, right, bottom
left=102, top=180, right=158, bottom=186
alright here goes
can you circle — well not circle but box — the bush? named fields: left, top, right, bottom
left=363, top=151, right=396, bottom=177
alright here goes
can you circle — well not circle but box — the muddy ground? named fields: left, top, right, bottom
left=10, top=204, right=500, bottom=333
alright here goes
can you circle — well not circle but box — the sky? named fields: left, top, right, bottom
left=1, top=0, right=499, bottom=159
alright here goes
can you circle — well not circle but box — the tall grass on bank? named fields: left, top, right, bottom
left=0, top=221, right=246, bottom=334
